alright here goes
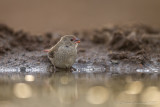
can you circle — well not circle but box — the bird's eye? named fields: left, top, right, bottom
left=70, top=39, right=73, bottom=41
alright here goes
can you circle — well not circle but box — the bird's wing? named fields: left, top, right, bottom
left=48, top=46, right=58, bottom=58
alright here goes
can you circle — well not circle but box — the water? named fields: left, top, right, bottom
left=0, top=60, right=159, bottom=107
left=0, top=67, right=160, bottom=107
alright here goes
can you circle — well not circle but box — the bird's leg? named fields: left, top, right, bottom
left=49, top=65, right=56, bottom=73
left=47, top=65, right=53, bottom=73
left=53, top=65, right=56, bottom=74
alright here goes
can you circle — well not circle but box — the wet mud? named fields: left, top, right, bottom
left=0, top=24, right=160, bottom=74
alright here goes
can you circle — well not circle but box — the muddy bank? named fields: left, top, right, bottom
left=75, top=24, right=160, bottom=69
left=0, top=24, right=160, bottom=73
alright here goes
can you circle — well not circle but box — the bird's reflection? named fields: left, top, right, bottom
left=0, top=72, right=160, bottom=107
left=48, top=69, right=78, bottom=104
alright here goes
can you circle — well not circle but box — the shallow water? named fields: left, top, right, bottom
left=0, top=66, right=160, bottom=107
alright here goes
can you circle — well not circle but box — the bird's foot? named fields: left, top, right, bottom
left=47, top=65, right=56, bottom=73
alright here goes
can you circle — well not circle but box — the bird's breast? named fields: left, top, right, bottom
left=53, top=46, right=77, bottom=68
left=58, top=46, right=77, bottom=55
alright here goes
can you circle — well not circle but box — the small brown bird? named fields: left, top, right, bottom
left=45, top=35, right=80, bottom=70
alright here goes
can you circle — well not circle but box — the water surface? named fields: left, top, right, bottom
left=0, top=67, right=160, bottom=107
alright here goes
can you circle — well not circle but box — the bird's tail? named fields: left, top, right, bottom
left=43, top=49, right=49, bottom=52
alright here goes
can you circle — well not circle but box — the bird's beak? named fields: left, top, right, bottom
left=74, top=38, right=80, bottom=43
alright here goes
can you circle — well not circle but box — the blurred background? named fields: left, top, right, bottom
left=0, top=0, right=160, bottom=34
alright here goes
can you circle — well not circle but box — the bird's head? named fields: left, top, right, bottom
left=60, top=35, right=80, bottom=46
left=43, top=35, right=80, bottom=52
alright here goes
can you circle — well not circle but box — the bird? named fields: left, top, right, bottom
left=44, top=35, right=80, bottom=71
